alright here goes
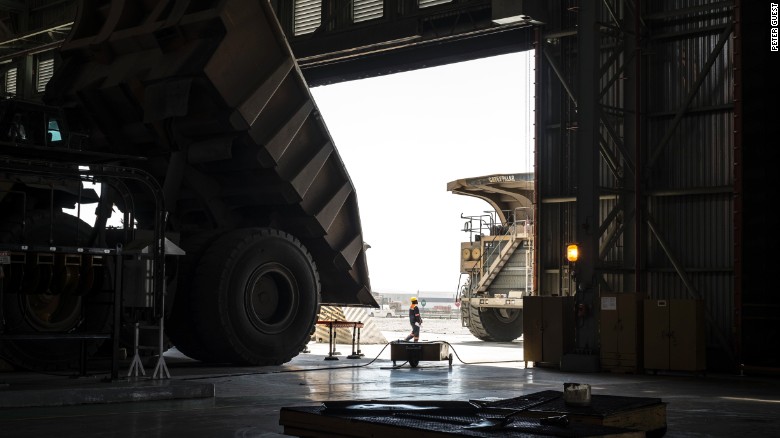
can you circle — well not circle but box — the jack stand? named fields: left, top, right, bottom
left=152, top=316, right=170, bottom=379
left=152, top=356, right=170, bottom=379
left=127, top=322, right=146, bottom=377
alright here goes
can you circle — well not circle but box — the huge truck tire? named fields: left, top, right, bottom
left=462, top=301, right=523, bottom=342
left=189, top=228, right=320, bottom=365
left=0, top=211, right=112, bottom=371
left=165, top=232, right=224, bottom=362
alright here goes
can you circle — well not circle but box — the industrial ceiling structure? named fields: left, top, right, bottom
left=1, top=0, right=776, bottom=374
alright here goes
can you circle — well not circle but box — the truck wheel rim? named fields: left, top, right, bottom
left=494, top=308, right=520, bottom=323
left=243, top=262, right=298, bottom=334
left=23, top=293, right=82, bottom=331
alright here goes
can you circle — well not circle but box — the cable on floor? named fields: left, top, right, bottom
left=181, top=339, right=525, bottom=381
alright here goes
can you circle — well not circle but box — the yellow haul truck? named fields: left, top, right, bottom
left=448, top=173, right=533, bottom=342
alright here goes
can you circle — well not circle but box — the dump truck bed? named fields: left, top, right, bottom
left=45, top=0, right=375, bottom=307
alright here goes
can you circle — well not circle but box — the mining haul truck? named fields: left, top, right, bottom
left=448, top=173, right=533, bottom=342
left=0, top=0, right=376, bottom=373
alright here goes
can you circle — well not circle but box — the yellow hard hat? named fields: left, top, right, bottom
left=410, top=296, right=418, bottom=303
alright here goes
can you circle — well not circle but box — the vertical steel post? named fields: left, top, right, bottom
left=562, top=0, right=601, bottom=372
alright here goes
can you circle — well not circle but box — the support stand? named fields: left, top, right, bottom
left=127, top=322, right=146, bottom=377
left=317, top=320, right=364, bottom=361
left=152, top=316, right=170, bottom=379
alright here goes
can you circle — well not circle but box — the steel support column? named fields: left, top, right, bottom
left=562, top=0, right=601, bottom=372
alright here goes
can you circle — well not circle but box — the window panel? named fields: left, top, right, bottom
left=36, top=58, right=55, bottom=93
left=4, top=67, right=17, bottom=96
left=294, top=0, right=322, bottom=36
left=419, top=0, right=451, bottom=8
left=353, top=0, right=383, bottom=23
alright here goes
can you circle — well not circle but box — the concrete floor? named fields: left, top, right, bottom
left=1, top=330, right=779, bottom=437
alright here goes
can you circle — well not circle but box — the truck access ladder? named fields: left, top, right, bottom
left=475, top=224, right=527, bottom=293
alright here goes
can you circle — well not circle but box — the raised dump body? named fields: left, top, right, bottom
left=448, top=173, right=534, bottom=342
left=0, top=0, right=375, bottom=370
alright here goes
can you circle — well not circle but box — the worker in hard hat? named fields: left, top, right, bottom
left=404, top=297, right=423, bottom=342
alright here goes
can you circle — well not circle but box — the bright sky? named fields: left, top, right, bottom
left=310, top=50, right=535, bottom=296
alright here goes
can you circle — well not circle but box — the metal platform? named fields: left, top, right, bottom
left=279, top=389, right=666, bottom=437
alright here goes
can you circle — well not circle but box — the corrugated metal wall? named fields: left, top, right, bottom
left=644, top=0, right=734, bottom=354
left=537, top=0, right=738, bottom=368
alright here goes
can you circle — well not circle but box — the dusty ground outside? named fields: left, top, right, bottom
left=369, top=313, right=474, bottom=338
left=301, top=311, right=526, bottom=369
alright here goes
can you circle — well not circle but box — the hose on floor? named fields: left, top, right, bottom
left=181, top=339, right=525, bottom=381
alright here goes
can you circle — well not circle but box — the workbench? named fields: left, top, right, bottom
left=316, top=320, right=365, bottom=360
